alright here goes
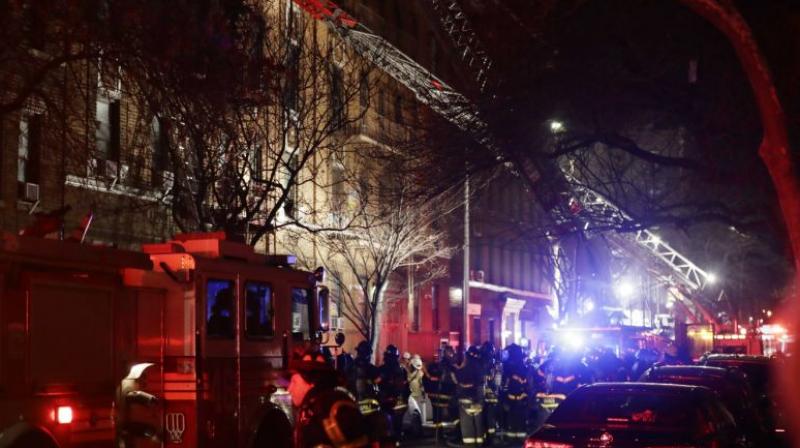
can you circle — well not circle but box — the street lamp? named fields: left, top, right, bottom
left=550, top=120, right=564, bottom=133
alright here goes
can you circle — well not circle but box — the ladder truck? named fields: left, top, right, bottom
left=292, top=0, right=751, bottom=356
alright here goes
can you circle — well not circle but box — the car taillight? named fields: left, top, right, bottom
left=525, top=440, right=573, bottom=448
left=55, top=405, right=73, bottom=424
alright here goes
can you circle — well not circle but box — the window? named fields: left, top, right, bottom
left=96, top=96, right=120, bottom=161
left=291, top=288, right=311, bottom=338
left=410, top=274, right=419, bottom=332
left=330, top=65, right=345, bottom=129
left=431, top=284, right=440, bottom=331
left=252, top=144, right=263, bottom=181
left=17, top=114, right=42, bottom=185
left=330, top=160, right=346, bottom=214
left=206, top=279, right=235, bottom=338
left=359, top=72, right=369, bottom=108
left=22, top=1, right=46, bottom=50
left=150, top=117, right=170, bottom=185
left=285, top=43, right=300, bottom=111
left=245, top=282, right=273, bottom=338
left=284, top=154, right=298, bottom=218
left=394, top=95, right=403, bottom=124
left=378, top=89, right=386, bottom=116
left=318, top=287, right=330, bottom=331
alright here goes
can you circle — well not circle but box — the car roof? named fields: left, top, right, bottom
left=702, top=354, right=771, bottom=364
left=645, top=365, right=730, bottom=378
left=580, top=382, right=712, bottom=395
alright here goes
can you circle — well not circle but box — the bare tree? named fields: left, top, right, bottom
left=288, top=149, right=455, bottom=357
left=105, top=2, right=378, bottom=245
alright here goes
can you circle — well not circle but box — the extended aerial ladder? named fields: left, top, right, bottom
left=292, top=0, right=723, bottom=327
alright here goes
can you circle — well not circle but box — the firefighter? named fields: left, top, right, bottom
left=455, top=345, right=486, bottom=445
left=346, top=340, right=393, bottom=446
left=439, top=344, right=460, bottom=421
left=423, top=361, right=456, bottom=432
left=347, top=341, right=381, bottom=415
left=502, top=343, right=530, bottom=440
left=378, top=344, right=410, bottom=441
left=287, top=344, right=371, bottom=448
left=481, top=342, right=500, bottom=440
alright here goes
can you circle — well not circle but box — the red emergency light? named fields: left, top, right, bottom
left=51, top=405, right=74, bottom=424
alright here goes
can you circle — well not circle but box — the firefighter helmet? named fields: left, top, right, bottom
left=289, top=343, right=335, bottom=376
left=505, top=343, right=523, bottom=362
left=356, top=340, right=372, bottom=357
left=384, top=344, right=400, bottom=360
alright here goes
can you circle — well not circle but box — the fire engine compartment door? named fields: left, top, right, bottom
left=30, top=279, right=114, bottom=389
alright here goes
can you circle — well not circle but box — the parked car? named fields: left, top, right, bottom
left=525, top=383, right=745, bottom=448
left=699, top=353, right=789, bottom=444
left=638, top=365, right=767, bottom=446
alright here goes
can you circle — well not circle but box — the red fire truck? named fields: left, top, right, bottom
left=0, top=232, right=330, bottom=448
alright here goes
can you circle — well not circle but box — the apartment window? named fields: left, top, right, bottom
left=96, top=96, right=120, bottom=161
left=284, top=154, right=298, bottom=219
left=287, top=1, right=302, bottom=41
left=359, top=72, right=369, bottom=109
left=285, top=43, right=300, bottom=111
left=431, top=284, right=440, bottom=331
left=150, top=117, right=169, bottom=182
left=330, top=65, right=345, bottom=129
left=252, top=144, right=263, bottom=181
left=411, top=293, right=420, bottom=332
left=378, top=89, right=386, bottom=116
left=330, top=160, right=346, bottom=216
left=394, top=95, right=403, bottom=124
left=17, top=114, right=42, bottom=185
left=22, top=1, right=46, bottom=50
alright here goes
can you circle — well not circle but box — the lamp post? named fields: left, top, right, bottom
left=462, top=173, right=470, bottom=352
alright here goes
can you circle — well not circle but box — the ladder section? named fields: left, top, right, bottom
left=430, top=0, right=493, bottom=92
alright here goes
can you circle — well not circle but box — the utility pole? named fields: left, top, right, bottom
left=462, top=173, right=470, bottom=352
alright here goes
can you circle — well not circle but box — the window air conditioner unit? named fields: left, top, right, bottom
left=333, top=317, right=345, bottom=331
left=23, top=182, right=39, bottom=202
left=87, top=158, right=99, bottom=178
left=104, top=159, right=118, bottom=178
left=118, top=163, right=129, bottom=182
left=161, top=171, right=175, bottom=193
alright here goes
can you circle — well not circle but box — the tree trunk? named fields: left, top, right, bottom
left=369, top=285, right=387, bottom=364
left=677, top=2, right=800, bottom=444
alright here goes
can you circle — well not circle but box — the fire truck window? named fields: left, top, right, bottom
left=245, top=282, right=274, bottom=338
left=291, top=288, right=310, bottom=338
left=207, top=279, right=235, bottom=338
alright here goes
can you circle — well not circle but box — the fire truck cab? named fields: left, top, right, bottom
left=119, top=232, right=329, bottom=448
